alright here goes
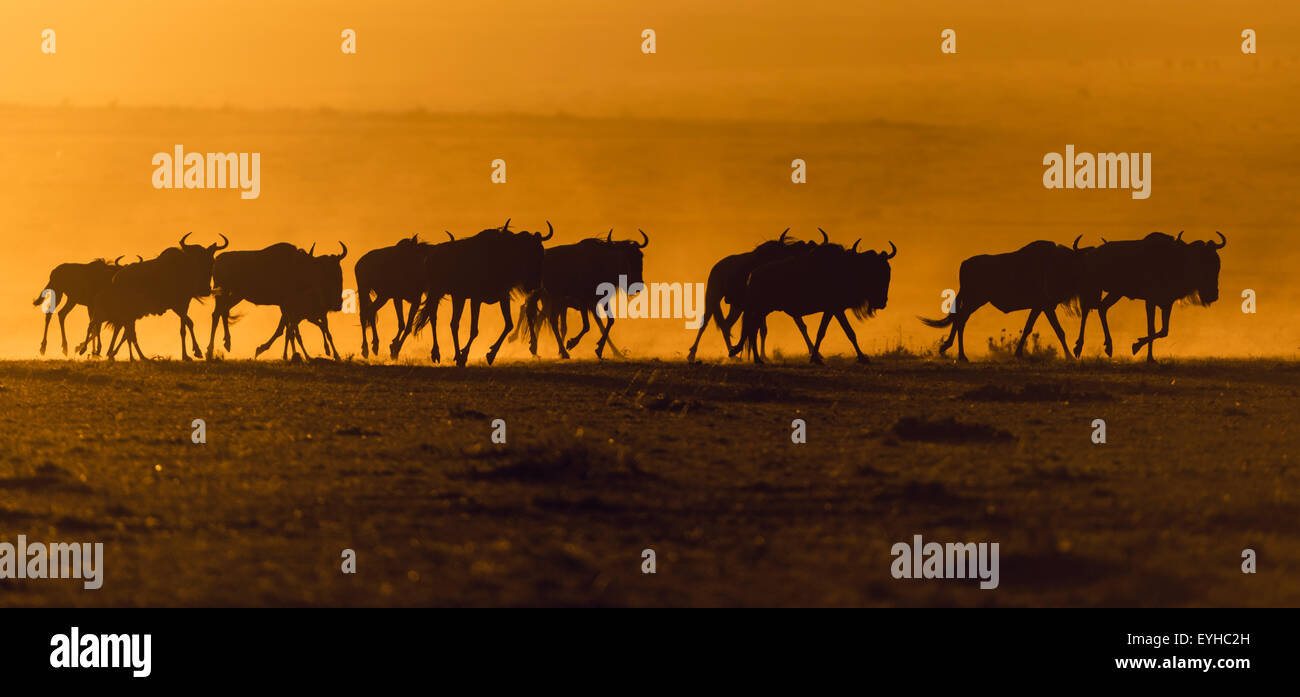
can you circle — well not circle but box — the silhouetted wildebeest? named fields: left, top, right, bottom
left=413, top=220, right=552, bottom=366
left=250, top=243, right=349, bottom=360
left=512, top=229, right=648, bottom=359
left=101, top=233, right=228, bottom=361
left=1073, top=231, right=1225, bottom=362
left=356, top=232, right=454, bottom=360
left=687, top=229, right=827, bottom=362
left=740, top=232, right=896, bottom=364
left=33, top=256, right=130, bottom=356
left=920, top=237, right=1086, bottom=362
left=206, top=241, right=346, bottom=359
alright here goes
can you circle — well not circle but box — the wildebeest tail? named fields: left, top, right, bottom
left=919, top=313, right=956, bottom=329
left=507, top=292, right=542, bottom=344
left=32, top=281, right=56, bottom=306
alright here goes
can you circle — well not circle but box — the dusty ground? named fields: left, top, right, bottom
left=0, top=356, right=1294, bottom=607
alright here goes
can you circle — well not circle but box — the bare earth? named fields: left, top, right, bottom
left=0, top=357, right=1294, bottom=607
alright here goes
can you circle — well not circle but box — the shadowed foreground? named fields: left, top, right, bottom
left=0, top=358, right=1294, bottom=607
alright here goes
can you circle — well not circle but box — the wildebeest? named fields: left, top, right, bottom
left=33, top=256, right=130, bottom=356
left=686, top=229, right=825, bottom=362
left=248, top=242, right=350, bottom=360
left=920, top=237, right=1086, bottom=362
left=102, top=233, right=229, bottom=361
left=740, top=231, right=896, bottom=364
left=1072, top=231, right=1225, bottom=362
left=356, top=232, right=454, bottom=360
left=512, top=229, right=648, bottom=359
left=413, top=220, right=552, bottom=366
left=206, top=241, right=347, bottom=359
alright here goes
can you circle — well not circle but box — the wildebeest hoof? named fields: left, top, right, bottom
left=38, top=343, right=47, bottom=355
left=289, top=353, right=303, bottom=364
left=485, top=350, right=498, bottom=366
left=1104, top=344, right=1113, bottom=357
left=565, top=338, right=581, bottom=351
left=727, top=346, right=743, bottom=358
left=1131, top=341, right=1142, bottom=355
left=856, top=354, right=870, bottom=364
left=1073, top=344, right=1083, bottom=358
left=809, top=354, right=824, bottom=365
left=181, top=353, right=193, bottom=361
left=957, top=355, right=970, bottom=363
left=558, top=350, right=571, bottom=359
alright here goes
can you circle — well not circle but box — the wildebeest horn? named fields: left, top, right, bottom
left=851, top=238, right=861, bottom=252
left=884, top=241, right=897, bottom=259
left=607, top=229, right=613, bottom=242
left=216, top=233, right=229, bottom=250
left=1101, top=237, right=1110, bottom=244
left=1072, top=235, right=1082, bottom=250
left=778, top=228, right=789, bottom=243
left=113, top=255, right=124, bottom=266
left=1210, top=231, right=1226, bottom=249
left=637, top=229, right=649, bottom=248
left=1176, top=230, right=1184, bottom=241
left=446, top=231, right=455, bottom=241
left=540, top=221, right=553, bottom=240
left=337, top=241, right=348, bottom=259
left=136, top=254, right=144, bottom=262
left=500, top=218, right=511, bottom=231
left=818, top=228, right=829, bottom=244
left=308, top=243, right=316, bottom=256
left=179, top=232, right=192, bottom=246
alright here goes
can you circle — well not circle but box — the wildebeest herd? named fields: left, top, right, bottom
left=33, top=223, right=1227, bottom=364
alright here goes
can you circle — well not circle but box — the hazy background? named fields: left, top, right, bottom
left=1, top=0, right=1297, bottom=359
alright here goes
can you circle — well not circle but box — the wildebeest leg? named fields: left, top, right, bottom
left=547, top=302, right=571, bottom=359
left=292, top=321, right=311, bottom=359
left=687, top=291, right=725, bottom=362
left=484, top=299, right=513, bottom=366
left=391, top=297, right=420, bottom=359
left=129, top=324, right=149, bottom=362
left=1014, top=309, right=1041, bottom=358
left=566, top=305, right=591, bottom=352
left=253, top=316, right=286, bottom=358
left=449, top=297, right=466, bottom=365
left=1096, top=292, right=1121, bottom=357
left=428, top=300, right=442, bottom=364
left=593, top=313, right=613, bottom=359
left=833, top=310, right=869, bottom=364
left=811, top=312, right=835, bottom=362
left=56, top=300, right=74, bottom=355
left=385, top=298, right=404, bottom=358
left=206, top=295, right=235, bottom=359
left=106, top=325, right=124, bottom=360
left=788, top=312, right=821, bottom=364
left=1043, top=308, right=1072, bottom=358
left=721, top=303, right=743, bottom=358
left=456, top=300, right=481, bottom=367
left=1132, top=302, right=1172, bottom=361
left=38, top=292, right=59, bottom=355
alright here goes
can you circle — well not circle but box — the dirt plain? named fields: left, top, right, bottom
left=0, top=355, right=1294, bottom=607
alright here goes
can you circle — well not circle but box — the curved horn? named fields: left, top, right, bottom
left=501, top=218, right=511, bottom=231
left=216, top=233, right=229, bottom=250
left=179, top=232, right=192, bottom=247
left=540, top=221, right=554, bottom=241
left=307, top=243, right=316, bottom=256
left=778, top=228, right=789, bottom=243
left=1210, top=231, right=1226, bottom=249
left=1176, top=230, right=1184, bottom=242
left=637, top=229, right=649, bottom=248
left=337, top=241, right=348, bottom=259
left=112, top=255, right=124, bottom=266
left=606, top=229, right=613, bottom=243
left=884, top=241, right=897, bottom=259
left=1101, top=237, right=1110, bottom=244
left=1072, top=234, right=1082, bottom=250
left=446, top=231, right=455, bottom=241
left=851, top=238, right=861, bottom=252
left=818, top=228, right=829, bottom=244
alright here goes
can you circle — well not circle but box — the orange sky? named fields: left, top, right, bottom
left=1, top=1, right=1298, bottom=360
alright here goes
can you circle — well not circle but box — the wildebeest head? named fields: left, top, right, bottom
left=505, top=221, right=553, bottom=293
left=177, top=232, right=230, bottom=297
left=602, top=228, right=649, bottom=290
left=308, top=241, right=348, bottom=312
left=849, top=238, right=896, bottom=317
left=1177, top=231, right=1225, bottom=305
